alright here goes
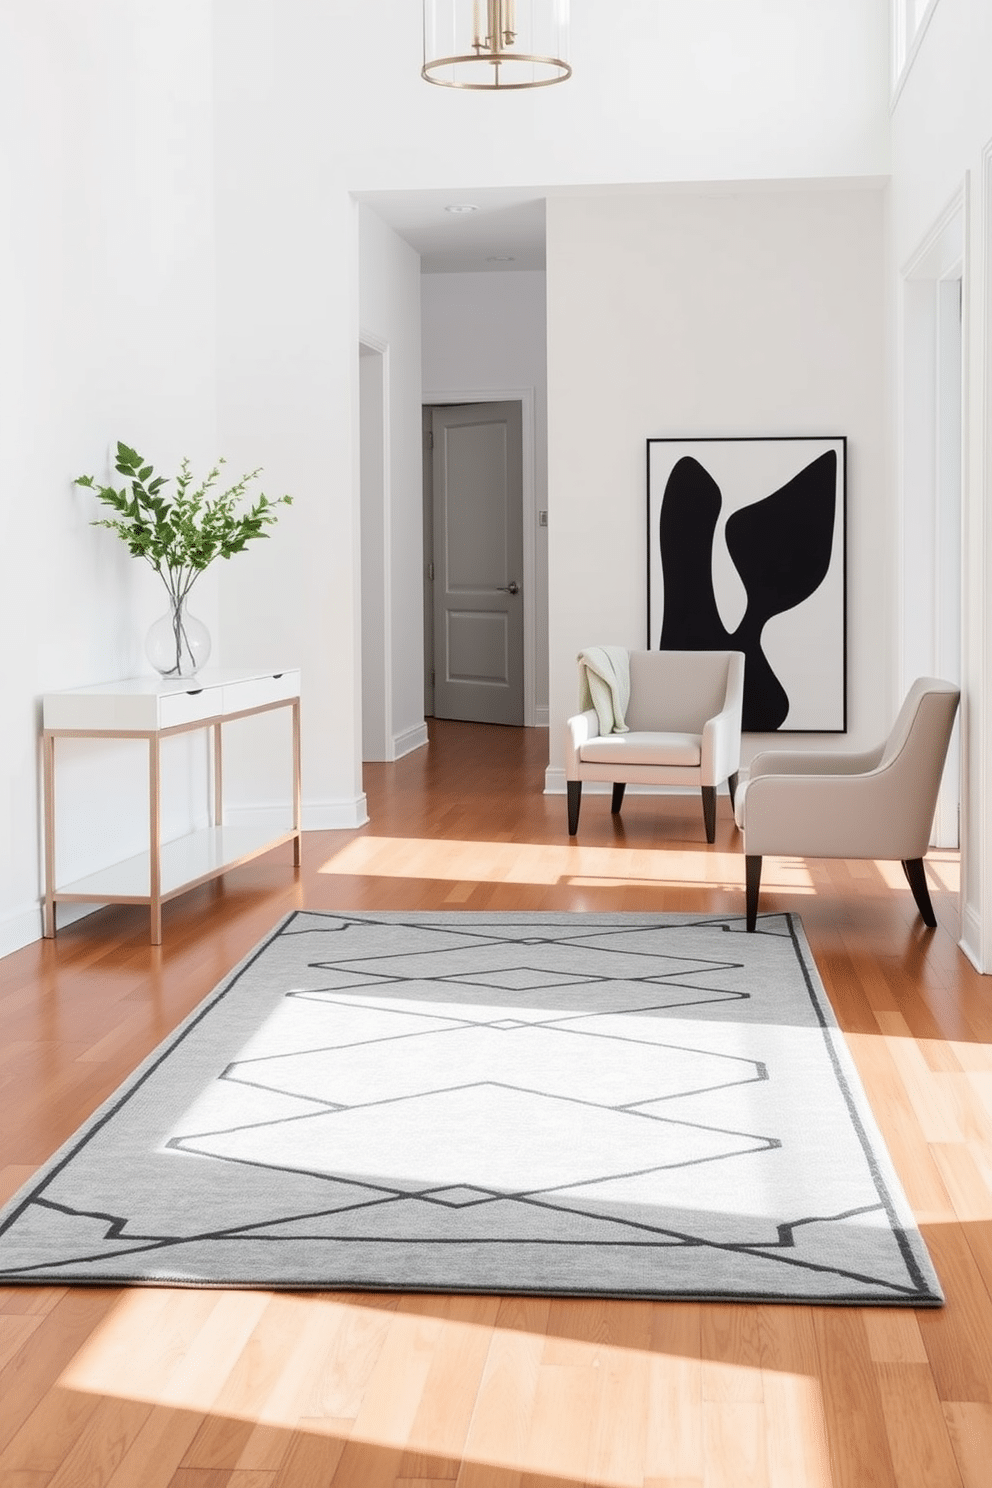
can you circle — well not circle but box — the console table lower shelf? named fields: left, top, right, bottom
left=50, top=814, right=298, bottom=917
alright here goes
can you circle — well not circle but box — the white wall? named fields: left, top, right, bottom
left=202, top=0, right=888, bottom=865
left=545, top=186, right=890, bottom=786
left=0, top=1, right=218, bottom=955
left=211, top=5, right=366, bottom=832
left=338, top=1, right=890, bottom=190
left=0, top=0, right=896, bottom=954
left=890, top=0, right=992, bottom=969
left=358, top=207, right=428, bottom=762
left=421, top=270, right=550, bottom=720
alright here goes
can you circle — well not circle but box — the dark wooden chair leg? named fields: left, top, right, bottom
left=902, top=858, right=937, bottom=928
left=701, top=785, right=717, bottom=843
left=745, top=855, right=762, bottom=931
left=567, top=781, right=582, bottom=836
left=611, top=782, right=626, bottom=815
left=727, top=772, right=739, bottom=811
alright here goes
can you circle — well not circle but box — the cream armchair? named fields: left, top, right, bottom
left=735, top=677, right=960, bottom=931
left=565, top=650, right=745, bottom=843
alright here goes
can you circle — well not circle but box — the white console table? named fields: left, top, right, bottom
left=42, top=668, right=301, bottom=944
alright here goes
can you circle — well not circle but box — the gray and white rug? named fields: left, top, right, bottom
left=0, top=911, right=942, bottom=1303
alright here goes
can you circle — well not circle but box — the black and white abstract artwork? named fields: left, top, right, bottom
left=647, top=436, right=847, bottom=732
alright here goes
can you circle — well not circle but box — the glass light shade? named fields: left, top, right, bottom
left=423, top=0, right=570, bottom=89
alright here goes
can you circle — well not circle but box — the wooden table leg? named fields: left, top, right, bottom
left=149, top=733, right=162, bottom=945
left=292, top=697, right=302, bottom=867
left=42, top=732, right=56, bottom=938
left=213, top=720, right=223, bottom=827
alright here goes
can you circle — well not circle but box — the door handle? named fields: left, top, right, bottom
left=498, top=581, right=520, bottom=595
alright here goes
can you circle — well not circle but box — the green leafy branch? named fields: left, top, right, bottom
left=76, top=441, right=293, bottom=607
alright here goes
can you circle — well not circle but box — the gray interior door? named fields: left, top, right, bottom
left=431, top=401, right=524, bottom=725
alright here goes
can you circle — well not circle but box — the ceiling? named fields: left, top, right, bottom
left=356, top=186, right=548, bottom=273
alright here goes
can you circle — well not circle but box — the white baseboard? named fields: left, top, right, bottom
left=226, top=798, right=371, bottom=830
left=302, top=795, right=370, bottom=830
left=393, top=723, right=429, bottom=760
left=533, top=707, right=549, bottom=728
left=0, top=899, right=105, bottom=959
left=1, top=902, right=45, bottom=958
left=221, top=798, right=369, bottom=830
left=959, top=903, right=987, bottom=974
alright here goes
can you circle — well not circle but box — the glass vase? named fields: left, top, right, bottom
left=146, top=596, right=211, bottom=678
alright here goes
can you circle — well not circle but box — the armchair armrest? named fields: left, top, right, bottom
left=700, top=654, right=745, bottom=786
left=565, top=708, right=601, bottom=779
left=740, top=758, right=932, bottom=860
left=747, top=744, right=885, bottom=781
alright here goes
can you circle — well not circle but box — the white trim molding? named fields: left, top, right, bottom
left=891, top=0, right=943, bottom=108
left=393, top=722, right=429, bottom=759
left=0, top=902, right=83, bottom=958
left=900, top=186, right=966, bottom=283
left=303, top=794, right=370, bottom=830
left=898, top=186, right=965, bottom=853
left=960, top=903, right=984, bottom=974
left=972, top=140, right=992, bottom=972
left=359, top=332, right=394, bottom=764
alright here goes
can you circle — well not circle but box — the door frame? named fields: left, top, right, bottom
left=422, top=386, right=538, bottom=727
left=360, top=335, right=392, bottom=762
left=900, top=191, right=965, bottom=851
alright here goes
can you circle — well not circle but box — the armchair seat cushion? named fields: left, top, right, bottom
left=579, top=731, right=702, bottom=768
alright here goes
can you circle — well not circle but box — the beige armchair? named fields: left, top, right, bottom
left=735, top=677, right=960, bottom=931
left=565, top=649, right=745, bottom=843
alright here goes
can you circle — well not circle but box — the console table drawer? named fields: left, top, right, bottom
left=222, top=670, right=300, bottom=716
left=158, top=686, right=223, bottom=729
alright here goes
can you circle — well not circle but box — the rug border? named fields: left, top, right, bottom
left=0, top=910, right=302, bottom=1244
left=0, top=910, right=944, bottom=1306
left=779, top=914, right=943, bottom=1305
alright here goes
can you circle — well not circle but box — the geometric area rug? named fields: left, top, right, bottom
left=0, top=911, right=943, bottom=1304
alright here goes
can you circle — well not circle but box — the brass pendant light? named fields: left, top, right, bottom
left=422, top=1, right=571, bottom=90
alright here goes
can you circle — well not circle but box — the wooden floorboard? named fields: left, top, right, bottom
left=1, top=718, right=990, bottom=1487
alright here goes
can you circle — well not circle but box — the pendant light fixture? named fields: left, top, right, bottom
left=422, top=1, right=571, bottom=90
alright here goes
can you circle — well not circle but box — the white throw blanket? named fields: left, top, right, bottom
left=578, top=646, right=630, bottom=735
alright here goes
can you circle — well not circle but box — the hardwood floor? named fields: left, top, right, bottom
left=1, top=718, right=991, bottom=1487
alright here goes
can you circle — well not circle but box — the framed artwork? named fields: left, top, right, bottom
left=647, top=436, right=847, bottom=732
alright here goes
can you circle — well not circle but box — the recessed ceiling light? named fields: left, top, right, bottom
left=486, top=255, right=516, bottom=262
left=445, top=203, right=479, bottom=214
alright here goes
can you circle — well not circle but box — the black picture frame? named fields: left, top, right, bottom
left=647, top=435, right=847, bottom=732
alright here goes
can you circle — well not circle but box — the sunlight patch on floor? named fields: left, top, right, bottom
left=317, top=836, right=960, bottom=914
left=58, top=1291, right=831, bottom=1485
left=912, top=1039, right=992, bottom=1073
left=923, top=851, right=961, bottom=892
left=318, top=836, right=819, bottom=894
left=871, top=858, right=954, bottom=893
